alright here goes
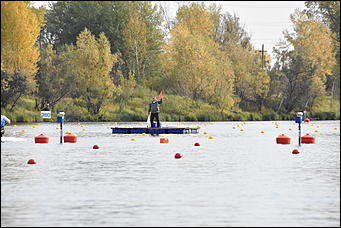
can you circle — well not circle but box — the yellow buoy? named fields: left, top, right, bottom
left=237, top=125, right=240, bottom=127
left=66, top=131, right=71, bottom=134
left=13, top=125, right=17, bottom=127
left=37, top=123, right=40, bottom=126
left=107, top=126, right=111, bottom=129
left=260, top=130, right=264, bottom=133
left=82, top=129, right=86, bottom=131
left=131, top=138, right=136, bottom=141
left=317, top=126, right=320, bottom=128
left=21, top=129, right=27, bottom=133
left=288, top=128, right=292, bottom=131
left=334, top=128, right=338, bottom=130
left=203, top=131, right=208, bottom=135
left=101, top=123, right=104, bottom=126
left=314, top=130, right=319, bottom=132
left=232, top=127, right=236, bottom=129
left=56, top=127, right=59, bottom=130
left=32, top=126, right=36, bottom=128
left=275, top=126, right=279, bottom=128
left=208, top=136, right=214, bottom=139
left=240, top=129, right=244, bottom=131
left=142, top=133, right=146, bottom=136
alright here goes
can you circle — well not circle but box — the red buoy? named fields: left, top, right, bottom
left=301, top=134, right=315, bottom=144
left=35, top=134, right=49, bottom=143
left=292, top=149, right=300, bottom=154
left=27, top=159, right=36, bottom=164
left=64, top=134, right=77, bottom=143
left=93, top=145, right=100, bottom=149
left=194, top=142, right=200, bottom=146
left=160, top=138, right=169, bottom=143
left=174, top=153, right=182, bottom=159
left=276, top=134, right=291, bottom=144
left=304, top=118, right=310, bottom=123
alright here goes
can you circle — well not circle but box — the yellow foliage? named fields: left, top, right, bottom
left=1, top=1, right=44, bottom=79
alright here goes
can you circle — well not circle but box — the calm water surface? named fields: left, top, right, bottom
left=1, top=121, right=340, bottom=227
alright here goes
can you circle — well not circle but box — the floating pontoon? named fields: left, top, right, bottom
left=111, top=127, right=200, bottom=134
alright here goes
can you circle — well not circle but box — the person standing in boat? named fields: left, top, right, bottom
left=1, top=115, right=11, bottom=137
left=148, top=94, right=163, bottom=128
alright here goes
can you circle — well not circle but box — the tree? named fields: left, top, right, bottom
left=70, top=29, right=117, bottom=115
left=161, top=2, right=235, bottom=110
left=304, top=1, right=340, bottom=100
left=35, top=44, right=75, bottom=110
left=1, top=1, right=44, bottom=77
left=1, top=1, right=45, bottom=109
left=272, top=10, right=336, bottom=113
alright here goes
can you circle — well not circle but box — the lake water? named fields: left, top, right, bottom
left=1, top=121, right=340, bottom=227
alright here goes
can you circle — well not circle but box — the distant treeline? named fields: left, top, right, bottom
left=1, top=1, right=340, bottom=122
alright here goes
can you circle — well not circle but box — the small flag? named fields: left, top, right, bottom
left=157, top=91, right=163, bottom=100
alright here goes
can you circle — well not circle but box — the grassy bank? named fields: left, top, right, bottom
left=1, top=89, right=340, bottom=123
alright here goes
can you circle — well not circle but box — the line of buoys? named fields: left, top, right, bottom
left=93, top=145, right=100, bottom=149
left=292, top=149, right=300, bottom=154
left=64, top=133, right=77, bottom=143
left=27, top=159, right=36, bottom=164
left=276, top=134, right=291, bottom=144
left=160, top=138, right=169, bottom=143
left=301, top=134, right=315, bottom=144
left=35, top=134, right=49, bottom=143
left=174, top=153, right=182, bottom=159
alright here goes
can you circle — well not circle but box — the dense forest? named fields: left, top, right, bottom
left=1, top=1, right=340, bottom=122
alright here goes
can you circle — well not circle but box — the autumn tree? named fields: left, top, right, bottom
left=70, top=29, right=117, bottom=115
left=161, top=3, right=235, bottom=112
left=272, top=10, right=336, bottom=113
left=1, top=1, right=45, bottom=108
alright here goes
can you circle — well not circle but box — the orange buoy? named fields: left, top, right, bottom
left=301, top=134, right=315, bottom=144
left=35, top=134, right=49, bottom=143
left=174, top=153, right=182, bottom=159
left=64, top=134, right=77, bottom=143
left=276, top=134, right=291, bottom=144
left=160, top=138, right=169, bottom=143
left=194, top=142, right=200, bottom=146
left=27, top=159, right=36, bottom=164
left=292, top=149, right=300, bottom=154
left=304, top=118, right=310, bottom=123
left=93, top=145, right=100, bottom=149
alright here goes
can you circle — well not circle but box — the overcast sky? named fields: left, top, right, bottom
left=31, top=1, right=306, bottom=60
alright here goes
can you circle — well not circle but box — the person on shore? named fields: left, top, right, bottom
left=148, top=96, right=163, bottom=128
left=1, top=115, right=11, bottom=137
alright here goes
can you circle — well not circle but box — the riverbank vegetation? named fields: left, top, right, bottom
left=1, top=1, right=340, bottom=122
